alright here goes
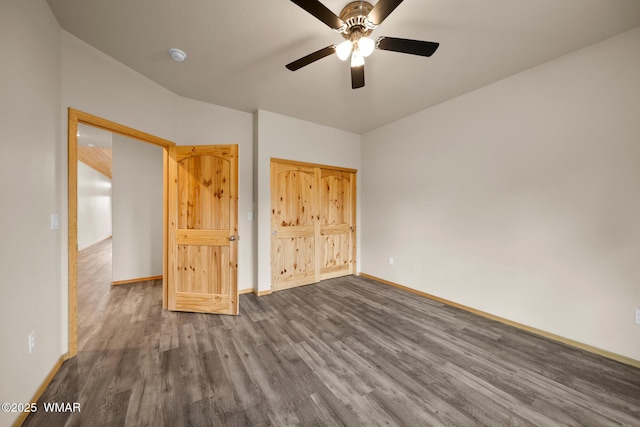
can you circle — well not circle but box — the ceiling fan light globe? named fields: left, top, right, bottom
left=336, top=40, right=353, bottom=61
left=351, top=49, right=365, bottom=67
left=359, top=37, right=375, bottom=57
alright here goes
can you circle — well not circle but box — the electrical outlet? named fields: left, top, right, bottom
left=28, top=331, right=35, bottom=354
left=389, top=257, right=394, bottom=265
left=635, top=309, right=640, bottom=325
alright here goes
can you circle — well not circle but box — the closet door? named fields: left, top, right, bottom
left=271, top=161, right=319, bottom=291
left=319, top=168, right=356, bottom=280
left=271, top=159, right=356, bottom=291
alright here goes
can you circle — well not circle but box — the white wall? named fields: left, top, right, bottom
left=112, top=135, right=163, bottom=282
left=255, top=110, right=362, bottom=292
left=361, top=27, right=640, bottom=361
left=77, top=162, right=112, bottom=250
left=0, top=1, right=62, bottom=426
left=61, top=32, right=178, bottom=141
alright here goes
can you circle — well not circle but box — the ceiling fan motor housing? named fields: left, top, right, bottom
left=339, top=1, right=375, bottom=41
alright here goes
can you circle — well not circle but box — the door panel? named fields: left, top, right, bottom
left=271, top=162, right=318, bottom=290
left=176, top=245, right=229, bottom=293
left=168, top=145, right=238, bottom=314
left=273, top=235, right=316, bottom=289
left=319, top=232, right=351, bottom=278
left=319, top=169, right=356, bottom=279
left=178, top=153, right=230, bottom=230
left=273, top=164, right=316, bottom=227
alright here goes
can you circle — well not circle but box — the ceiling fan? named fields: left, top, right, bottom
left=286, top=0, right=439, bottom=89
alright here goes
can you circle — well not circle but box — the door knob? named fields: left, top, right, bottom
left=229, top=235, right=237, bottom=241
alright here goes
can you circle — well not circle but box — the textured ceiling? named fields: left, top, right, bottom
left=47, top=0, right=640, bottom=134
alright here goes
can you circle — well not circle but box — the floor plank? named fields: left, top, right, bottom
left=24, top=238, right=640, bottom=426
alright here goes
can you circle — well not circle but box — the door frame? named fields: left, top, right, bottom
left=66, top=108, right=175, bottom=358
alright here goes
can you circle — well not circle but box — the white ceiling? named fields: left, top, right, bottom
left=47, top=0, right=640, bottom=134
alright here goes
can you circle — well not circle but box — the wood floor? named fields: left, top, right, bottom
left=25, top=238, right=640, bottom=426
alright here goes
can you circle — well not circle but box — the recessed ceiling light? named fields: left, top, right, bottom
left=168, top=48, right=187, bottom=62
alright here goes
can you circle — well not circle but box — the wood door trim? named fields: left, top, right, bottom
left=111, top=275, right=163, bottom=286
left=271, top=157, right=357, bottom=174
left=350, top=172, right=357, bottom=276
left=167, top=145, right=178, bottom=311
left=70, top=109, right=175, bottom=148
left=67, top=108, right=176, bottom=358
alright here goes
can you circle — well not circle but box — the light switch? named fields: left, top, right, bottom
left=50, top=213, right=59, bottom=230
left=248, top=212, right=253, bottom=221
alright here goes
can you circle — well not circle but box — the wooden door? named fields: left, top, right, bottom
left=271, top=159, right=356, bottom=291
left=271, top=161, right=318, bottom=290
left=319, top=168, right=356, bottom=280
left=167, top=145, right=238, bottom=314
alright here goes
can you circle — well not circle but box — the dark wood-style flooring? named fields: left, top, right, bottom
left=25, top=238, right=640, bottom=426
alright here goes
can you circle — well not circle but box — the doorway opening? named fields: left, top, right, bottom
left=67, top=108, right=175, bottom=358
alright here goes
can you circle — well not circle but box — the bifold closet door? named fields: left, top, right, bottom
left=319, top=168, right=356, bottom=280
left=271, top=161, right=318, bottom=290
left=271, top=159, right=356, bottom=291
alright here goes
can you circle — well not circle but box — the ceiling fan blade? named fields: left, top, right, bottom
left=291, top=0, right=345, bottom=30
left=286, top=46, right=336, bottom=71
left=376, top=37, right=439, bottom=57
left=351, top=65, right=365, bottom=89
left=367, top=0, right=404, bottom=26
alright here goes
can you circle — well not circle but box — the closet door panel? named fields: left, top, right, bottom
left=271, top=162, right=319, bottom=290
left=319, top=169, right=355, bottom=279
